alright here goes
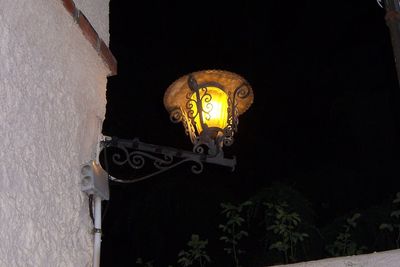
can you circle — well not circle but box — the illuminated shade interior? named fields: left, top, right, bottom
left=190, top=86, right=228, bottom=133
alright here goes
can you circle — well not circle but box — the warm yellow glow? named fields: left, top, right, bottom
left=190, top=86, right=228, bottom=133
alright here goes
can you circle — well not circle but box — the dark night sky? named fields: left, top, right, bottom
left=101, top=1, right=400, bottom=266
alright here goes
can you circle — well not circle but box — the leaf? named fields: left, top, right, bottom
left=379, top=223, right=394, bottom=231
left=220, top=236, right=229, bottom=241
left=190, top=234, right=200, bottom=242
left=219, top=224, right=227, bottom=231
left=204, top=255, right=211, bottom=262
left=269, top=241, right=283, bottom=249
left=347, top=219, right=357, bottom=228
left=269, top=241, right=289, bottom=252
left=178, top=250, right=186, bottom=257
left=220, top=202, right=232, bottom=209
left=390, top=210, right=400, bottom=218
left=239, top=230, right=248, bottom=237
left=292, top=232, right=309, bottom=242
left=223, top=248, right=232, bottom=254
left=393, top=192, right=400, bottom=203
left=242, top=200, right=253, bottom=206
left=347, top=213, right=361, bottom=227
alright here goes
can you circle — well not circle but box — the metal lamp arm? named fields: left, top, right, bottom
left=100, top=136, right=236, bottom=184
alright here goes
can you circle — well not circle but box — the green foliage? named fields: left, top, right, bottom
left=132, top=184, right=400, bottom=266
left=248, top=183, right=316, bottom=225
left=246, top=183, right=317, bottom=264
left=135, top=258, right=154, bottom=267
left=326, top=213, right=367, bottom=256
left=219, top=201, right=252, bottom=267
left=264, top=201, right=309, bottom=263
left=177, top=234, right=211, bottom=267
left=379, top=192, right=400, bottom=248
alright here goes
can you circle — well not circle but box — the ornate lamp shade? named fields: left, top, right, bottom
left=164, top=70, right=253, bottom=156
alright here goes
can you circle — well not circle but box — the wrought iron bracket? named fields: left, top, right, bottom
left=100, top=136, right=236, bottom=184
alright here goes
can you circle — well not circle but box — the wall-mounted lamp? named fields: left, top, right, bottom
left=100, top=70, right=254, bottom=183
left=81, top=69, right=253, bottom=267
left=164, top=69, right=254, bottom=157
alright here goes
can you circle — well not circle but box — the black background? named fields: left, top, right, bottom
left=101, top=1, right=400, bottom=266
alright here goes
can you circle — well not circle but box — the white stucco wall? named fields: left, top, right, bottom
left=269, top=249, right=400, bottom=267
left=0, top=0, right=109, bottom=266
left=75, top=0, right=110, bottom=44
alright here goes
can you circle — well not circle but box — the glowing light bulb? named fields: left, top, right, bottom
left=190, top=86, right=228, bottom=133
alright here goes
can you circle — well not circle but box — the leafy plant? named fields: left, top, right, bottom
left=219, top=201, right=252, bottom=267
left=177, top=234, right=210, bottom=267
left=326, top=213, right=367, bottom=257
left=135, top=258, right=154, bottom=267
left=246, top=183, right=320, bottom=264
left=379, top=192, right=400, bottom=248
left=264, top=201, right=309, bottom=263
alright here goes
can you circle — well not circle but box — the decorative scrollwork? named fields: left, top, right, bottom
left=223, top=125, right=234, bottom=147
left=111, top=148, right=175, bottom=171
left=226, top=94, right=235, bottom=130
left=137, top=151, right=174, bottom=169
left=101, top=136, right=235, bottom=184
left=185, top=98, right=198, bottom=120
left=193, top=141, right=205, bottom=154
left=169, top=108, right=183, bottom=123
left=182, top=111, right=197, bottom=143
left=234, top=83, right=251, bottom=99
left=108, top=157, right=204, bottom=184
left=184, top=79, right=244, bottom=153
left=221, top=83, right=251, bottom=147
left=199, top=87, right=213, bottom=122
left=112, top=146, right=145, bottom=169
left=185, top=87, right=212, bottom=120
left=226, top=92, right=238, bottom=137
left=181, top=112, right=190, bottom=135
left=188, top=74, right=199, bottom=91
left=185, top=87, right=204, bottom=137
left=190, top=160, right=203, bottom=174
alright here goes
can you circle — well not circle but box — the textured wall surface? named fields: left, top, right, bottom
left=269, top=249, right=400, bottom=267
left=75, top=0, right=110, bottom=44
left=0, top=0, right=109, bottom=266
